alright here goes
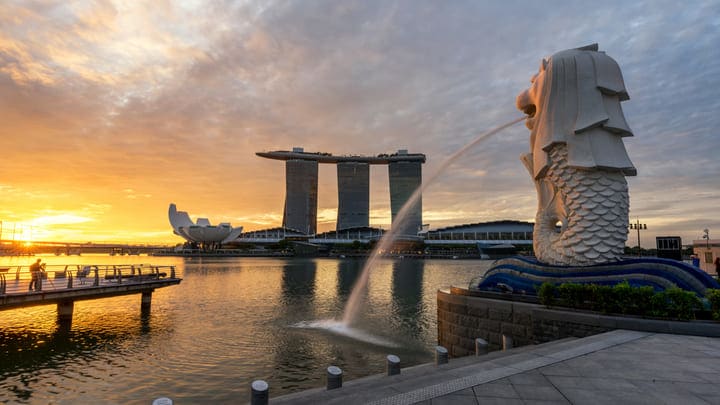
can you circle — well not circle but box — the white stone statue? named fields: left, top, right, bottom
left=516, top=44, right=636, bottom=265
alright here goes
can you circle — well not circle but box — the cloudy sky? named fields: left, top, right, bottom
left=0, top=0, right=718, bottom=246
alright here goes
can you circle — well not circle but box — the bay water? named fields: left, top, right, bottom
left=0, top=255, right=491, bottom=404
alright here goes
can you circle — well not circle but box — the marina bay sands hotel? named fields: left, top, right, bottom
left=257, top=147, right=425, bottom=236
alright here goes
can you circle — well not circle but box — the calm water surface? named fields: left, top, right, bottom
left=0, top=255, right=491, bottom=404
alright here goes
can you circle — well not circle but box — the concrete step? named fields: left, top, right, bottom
left=271, top=336, right=580, bottom=404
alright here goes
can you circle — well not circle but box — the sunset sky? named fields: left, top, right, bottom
left=0, top=0, right=718, bottom=246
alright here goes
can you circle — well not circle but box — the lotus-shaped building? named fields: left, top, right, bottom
left=168, top=203, right=243, bottom=245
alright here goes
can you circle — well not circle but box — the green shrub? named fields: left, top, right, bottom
left=631, top=286, right=655, bottom=315
left=539, top=282, right=703, bottom=320
left=537, top=282, right=557, bottom=308
left=613, top=282, right=654, bottom=315
left=588, top=284, right=616, bottom=314
left=611, top=281, right=634, bottom=314
left=558, top=283, right=588, bottom=309
left=706, top=289, right=720, bottom=320
left=650, top=287, right=702, bottom=320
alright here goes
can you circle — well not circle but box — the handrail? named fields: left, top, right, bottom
left=0, top=264, right=178, bottom=295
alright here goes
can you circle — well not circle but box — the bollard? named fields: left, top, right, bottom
left=326, top=366, right=343, bottom=390
left=386, top=354, right=401, bottom=376
left=502, top=334, right=513, bottom=351
left=251, top=380, right=269, bottom=405
left=152, top=397, right=173, bottom=405
left=475, top=338, right=488, bottom=356
left=435, top=346, right=448, bottom=365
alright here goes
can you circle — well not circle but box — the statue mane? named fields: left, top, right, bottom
left=528, top=44, right=637, bottom=179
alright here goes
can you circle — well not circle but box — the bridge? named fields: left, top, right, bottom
left=0, top=240, right=171, bottom=256
left=0, top=263, right=181, bottom=329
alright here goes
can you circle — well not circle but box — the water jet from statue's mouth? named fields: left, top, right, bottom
left=522, top=104, right=536, bottom=118
left=521, top=104, right=536, bottom=130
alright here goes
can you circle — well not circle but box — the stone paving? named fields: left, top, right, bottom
left=271, top=330, right=720, bottom=404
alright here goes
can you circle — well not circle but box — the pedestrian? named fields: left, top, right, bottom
left=715, top=257, right=720, bottom=278
left=28, top=259, right=42, bottom=291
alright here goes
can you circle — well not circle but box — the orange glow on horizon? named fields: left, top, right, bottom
left=0, top=1, right=713, bottom=250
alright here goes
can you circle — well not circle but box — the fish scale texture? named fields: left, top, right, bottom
left=535, top=144, right=629, bottom=265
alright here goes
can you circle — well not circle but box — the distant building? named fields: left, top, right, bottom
left=693, top=238, right=720, bottom=275
left=168, top=203, right=243, bottom=247
left=336, top=161, right=370, bottom=230
left=388, top=150, right=423, bottom=236
left=257, top=147, right=425, bottom=235
left=233, top=220, right=533, bottom=259
left=314, top=226, right=384, bottom=243
left=656, top=236, right=682, bottom=261
left=283, top=157, right=319, bottom=235
left=238, top=227, right=306, bottom=243
left=424, top=220, right=534, bottom=244
left=424, top=220, right=533, bottom=258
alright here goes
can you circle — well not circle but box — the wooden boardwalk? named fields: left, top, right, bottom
left=0, top=263, right=182, bottom=328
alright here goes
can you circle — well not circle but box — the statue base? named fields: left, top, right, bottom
left=475, top=256, right=720, bottom=296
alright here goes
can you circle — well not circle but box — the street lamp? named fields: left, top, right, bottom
left=703, top=229, right=710, bottom=250
left=629, top=219, right=647, bottom=257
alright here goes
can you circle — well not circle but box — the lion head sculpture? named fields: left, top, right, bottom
left=515, top=44, right=636, bottom=266
left=516, top=43, right=636, bottom=180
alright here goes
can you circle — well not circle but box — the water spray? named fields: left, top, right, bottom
left=341, top=116, right=525, bottom=325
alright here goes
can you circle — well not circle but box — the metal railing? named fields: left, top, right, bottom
left=0, top=264, right=177, bottom=295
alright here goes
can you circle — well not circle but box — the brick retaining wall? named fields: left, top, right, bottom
left=438, top=288, right=720, bottom=358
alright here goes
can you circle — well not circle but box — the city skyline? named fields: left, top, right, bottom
left=0, top=1, right=718, bottom=246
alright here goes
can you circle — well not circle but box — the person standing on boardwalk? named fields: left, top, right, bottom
left=28, top=259, right=42, bottom=291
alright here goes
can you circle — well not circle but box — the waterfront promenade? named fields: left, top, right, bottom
left=0, top=263, right=181, bottom=328
left=272, top=330, right=720, bottom=404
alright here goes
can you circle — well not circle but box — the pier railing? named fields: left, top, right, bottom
left=0, top=263, right=177, bottom=295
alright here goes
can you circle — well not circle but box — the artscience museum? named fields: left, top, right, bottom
left=168, top=203, right=243, bottom=247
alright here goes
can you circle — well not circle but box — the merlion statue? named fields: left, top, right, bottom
left=474, top=44, right=719, bottom=298
left=516, top=44, right=636, bottom=266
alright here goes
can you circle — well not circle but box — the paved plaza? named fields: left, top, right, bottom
left=272, top=330, right=720, bottom=404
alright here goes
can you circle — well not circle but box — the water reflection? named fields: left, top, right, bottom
left=336, top=259, right=363, bottom=298
left=1, top=328, right=114, bottom=374
left=280, top=259, right=317, bottom=306
left=0, top=309, right=170, bottom=403
left=275, top=259, right=320, bottom=391
left=181, top=257, right=237, bottom=274
left=391, top=259, right=426, bottom=338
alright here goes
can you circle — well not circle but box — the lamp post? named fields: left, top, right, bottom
left=703, top=229, right=710, bottom=250
left=629, top=219, right=647, bottom=257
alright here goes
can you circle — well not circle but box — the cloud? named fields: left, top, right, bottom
left=0, top=0, right=717, bottom=245
left=32, top=213, right=93, bottom=226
